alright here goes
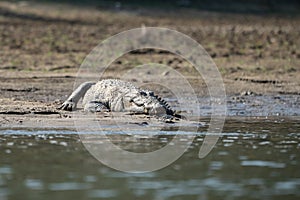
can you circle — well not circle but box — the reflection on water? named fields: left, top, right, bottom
left=0, top=118, right=299, bottom=200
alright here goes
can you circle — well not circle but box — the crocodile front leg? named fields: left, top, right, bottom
left=59, top=82, right=95, bottom=111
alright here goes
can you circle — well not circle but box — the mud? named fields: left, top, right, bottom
left=0, top=1, right=299, bottom=126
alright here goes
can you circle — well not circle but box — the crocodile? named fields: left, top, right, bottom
left=59, top=79, right=180, bottom=118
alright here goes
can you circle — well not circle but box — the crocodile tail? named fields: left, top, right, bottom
left=155, top=95, right=177, bottom=116
left=161, top=100, right=185, bottom=119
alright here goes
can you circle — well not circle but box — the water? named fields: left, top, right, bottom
left=0, top=117, right=299, bottom=200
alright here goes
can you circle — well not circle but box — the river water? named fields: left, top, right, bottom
left=0, top=116, right=299, bottom=200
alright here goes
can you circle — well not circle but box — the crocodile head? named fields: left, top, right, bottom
left=122, top=89, right=174, bottom=116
